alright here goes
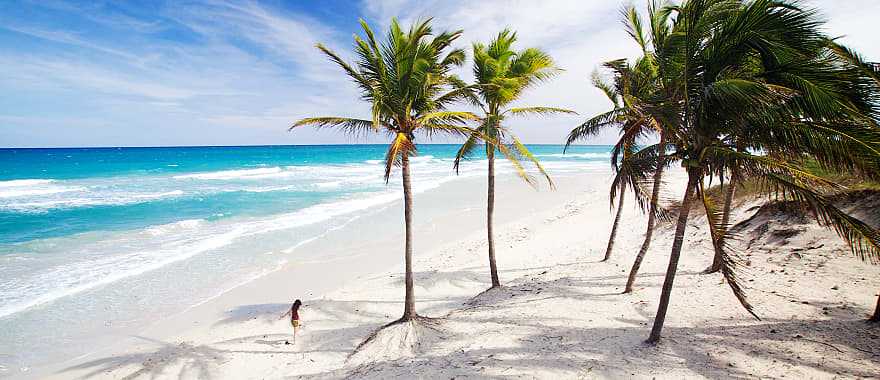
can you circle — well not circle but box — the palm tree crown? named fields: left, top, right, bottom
left=291, top=18, right=478, bottom=322
left=639, top=0, right=880, bottom=343
left=454, top=29, right=574, bottom=289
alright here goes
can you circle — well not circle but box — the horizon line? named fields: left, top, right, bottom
left=0, top=143, right=611, bottom=150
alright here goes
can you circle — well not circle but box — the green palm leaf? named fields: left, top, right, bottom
left=507, top=107, right=577, bottom=117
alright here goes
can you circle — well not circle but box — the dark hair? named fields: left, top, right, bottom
left=292, top=299, right=302, bottom=309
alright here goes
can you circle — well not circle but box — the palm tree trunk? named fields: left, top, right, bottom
left=487, top=148, right=501, bottom=288
left=648, top=168, right=699, bottom=344
left=705, top=173, right=736, bottom=274
left=400, top=155, right=417, bottom=321
left=602, top=189, right=626, bottom=261
left=624, top=135, right=666, bottom=293
left=871, top=292, right=880, bottom=322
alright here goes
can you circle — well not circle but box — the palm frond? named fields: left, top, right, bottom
left=619, top=143, right=676, bottom=221
left=591, top=69, right=620, bottom=106
left=623, top=5, right=649, bottom=54
left=453, top=132, right=482, bottom=174
left=416, top=111, right=480, bottom=125
left=384, top=133, right=416, bottom=183
left=416, top=123, right=477, bottom=140
left=758, top=172, right=880, bottom=263
left=697, top=180, right=759, bottom=319
left=511, top=135, right=554, bottom=189
left=714, top=149, right=880, bottom=263
left=565, top=109, right=620, bottom=151
left=507, top=107, right=577, bottom=117
left=495, top=142, right=538, bottom=188
left=289, top=117, right=383, bottom=138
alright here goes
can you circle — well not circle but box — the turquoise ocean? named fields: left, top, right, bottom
left=0, top=144, right=611, bottom=373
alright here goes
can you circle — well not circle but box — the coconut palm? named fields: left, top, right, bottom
left=565, top=5, right=674, bottom=265
left=290, top=18, right=479, bottom=324
left=616, top=4, right=681, bottom=293
left=455, top=29, right=573, bottom=288
left=565, top=63, right=646, bottom=263
left=643, top=0, right=880, bottom=343
left=615, top=3, right=681, bottom=291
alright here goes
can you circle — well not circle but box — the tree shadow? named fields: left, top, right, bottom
left=299, top=263, right=878, bottom=379
left=59, top=335, right=300, bottom=379
left=317, top=312, right=879, bottom=379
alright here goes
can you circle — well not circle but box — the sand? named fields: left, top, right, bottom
left=42, top=170, right=880, bottom=379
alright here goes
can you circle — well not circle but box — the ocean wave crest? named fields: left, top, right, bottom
left=534, top=152, right=611, bottom=159
left=0, top=179, right=56, bottom=187
left=173, top=167, right=284, bottom=180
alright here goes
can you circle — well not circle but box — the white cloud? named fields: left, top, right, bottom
left=0, top=0, right=373, bottom=147
left=164, top=0, right=348, bottom=83
left=1, top=0, right=878, bottom=147
left=360, top=0, right=638, bottom=144
left=359, top=0, right=880, bottom=145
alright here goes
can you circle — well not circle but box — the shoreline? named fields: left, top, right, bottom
left=23, top=167, right=880, bottom=379
left=35, top=171, right=607, bottom=379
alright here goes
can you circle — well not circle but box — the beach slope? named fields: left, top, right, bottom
left=53, top=174, right=880, bottom=379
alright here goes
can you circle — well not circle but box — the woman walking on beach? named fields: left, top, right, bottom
left=280, top=299, right=302, bottom=344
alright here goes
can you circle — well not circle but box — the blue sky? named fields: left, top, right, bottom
left=2, top=0, right=878, bottom=148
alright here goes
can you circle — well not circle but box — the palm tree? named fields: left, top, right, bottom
left=618, top=3, right=678, bottom=292
left=645, top=0, right=880, bottom=343
left=290, top=18, right=478, bottom=324
left=566, top=64, right=652, bottom=263
left=455, top=29, right=573, bottom=289
left=566, top=15, right=671, bottom=265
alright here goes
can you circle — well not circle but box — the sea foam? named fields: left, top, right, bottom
left=173, top=167, right=284, bottom=180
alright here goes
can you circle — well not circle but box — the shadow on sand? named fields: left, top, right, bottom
left=59, top=264, right=878, bottom=379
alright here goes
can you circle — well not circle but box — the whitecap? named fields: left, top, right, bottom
left=172, top=167, right=283, bottom=180
left=0, top=185, right=82, bottom=199
left=145, top=219, right=206, bottom=236
left=0, top=190, right=186, bottom=213
left=0, top=190, right=405, bottom=318
left=315, top=181, right=342, bottom=188
left=131, top=190, right=184, bottom=199
left=0, top=179, right=55, bottom=188
left=534, top=152, right=611, bottom=159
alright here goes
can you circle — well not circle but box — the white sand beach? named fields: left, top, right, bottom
left=43, top=171, right=880, bottom=379
left=6, top=0, right=880, bottom=379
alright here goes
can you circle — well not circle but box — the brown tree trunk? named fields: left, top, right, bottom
left=705, top=173, right=736, bottom=274
left=487, top=148, right=500, bottom=288
left=602, top=189, right=626, bottom=262
left=624, top=135, right=666, bottom=293
left=648, top=168, right=699, bottom=344
left=400, top=155, right=417, bottom=321
left=871, top=293, right=880, bottom=322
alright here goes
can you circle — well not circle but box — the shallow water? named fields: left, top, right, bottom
left=0, top=144, right=610, bottom=374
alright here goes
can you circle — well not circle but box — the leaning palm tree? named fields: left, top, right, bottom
left=566, top=3, right=681, bottom=269
left=454, top=29, right=573, bottom=289
left=645, top=0, right=880, bottom=343
left=618, top=2, right=681, bottom=293
left=566, top=55, right=668, bottom=264
left=291, top=18, right=478, bottom=325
